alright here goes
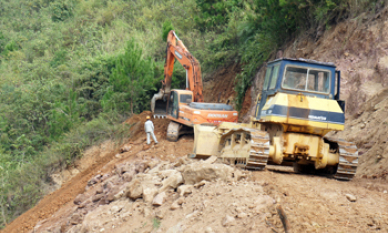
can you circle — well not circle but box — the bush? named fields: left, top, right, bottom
left=50, top=0, right=76, bottom=22
left=102, top=39, right=158, bottom=115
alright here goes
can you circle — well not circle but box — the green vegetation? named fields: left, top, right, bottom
left=0, top=0, right=382, bottom=228
left=152, top=217, right=161, bottom=229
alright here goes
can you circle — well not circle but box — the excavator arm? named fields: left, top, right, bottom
left=151, top=30, right=204, bottom=117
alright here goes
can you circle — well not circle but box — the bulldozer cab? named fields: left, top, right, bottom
left=255, top=58, right=341, bottom=120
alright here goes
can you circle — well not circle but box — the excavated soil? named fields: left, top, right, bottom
left=202, top=64, right=241, bottom=108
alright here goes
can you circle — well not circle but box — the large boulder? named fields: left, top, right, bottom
left=124, top=179, right=143, bottom=200
left=158, top=170, right=184, bottom=193
left=182, top=163, right=234, bottom=185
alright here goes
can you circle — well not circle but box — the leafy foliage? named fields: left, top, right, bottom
left=162, top=20, right=175, bottom=41
left=102, top=39, right=158, bottom=115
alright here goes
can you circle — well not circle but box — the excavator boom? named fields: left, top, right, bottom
left=151, top=30, right=204, bottom=118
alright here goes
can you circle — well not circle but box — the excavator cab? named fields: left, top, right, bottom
left=167, top=90, right=192, bottom=119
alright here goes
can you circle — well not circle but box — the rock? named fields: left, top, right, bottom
left=101, top=174, right=110, bottom=182
left=177, top=185, right=193, bottom=196
left=185, top=211, right=199, bottom=219
left=345, top=194, right=357, bottom=202
left=120, top=145, right=132, bottom=153
left=92, top=193, right=104, bottom=203
left=103, top=181, right=114, bottom=192
left=194, top=180, right=208, bottom=189
left=96, top=186, right=103, bottom=194
left=125, top=179, right=143, bottom=200
left=236, top=206, right=245, bottom=213
left=155, top=210, right=164, bottom=219
left=74, top=194, right=86, bottom=205
left=170, top=202, right=180, bottom=210
left=135, top=162, right=147, bottom=173
left=159, top=171, right=184, bottom=193
left=117, top=163, right=135, bottom=175
left=88, top=175, right=102, bottom=186
left=70, top=213, right=83, bottom=225
left=237, top=212, right=247, bottom=218
left=182, top=163, right=234, bottom=185
left=123, top=172, right=135, bottom=182
left=143, top=187, right=158, bottom=203
left=176, top=197, right=185, bottom=205
left=66, top=225, right=82, bottom=233
left=105, top=185, right=124, bottom=203
left=103, top=174, right=121, bottom=185
left=174, top=157, right=189, bottom=167
left=204, top=155, right=218, bottom=164
left=222, top=215, right=236, bottom=227
left=205, top=227, right=215, bottom=233
left=233, top=169, right=247, bottom=181
left=78, top=199, right=91, bottom=209
left=111, top=205, right=122, bottom=214
left=158, top=169, right=178, bottom=178
left=170, top=197, right=185, bottom=210
left=152, top=192, right=166, bottom=206
left=383, top=190, right=387, bottom=194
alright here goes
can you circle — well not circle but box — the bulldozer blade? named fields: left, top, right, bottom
left=192, top=125, right=220, bottom=158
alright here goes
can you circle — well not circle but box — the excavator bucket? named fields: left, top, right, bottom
left=190, top=124, right=220, bottom=159
left=153, top=99, right=168, bottom=118
left=151, top=89, right=168, bottom=118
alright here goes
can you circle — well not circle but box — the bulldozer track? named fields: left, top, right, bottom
left=333, top=140, right=358, bottom=181
left=245, top=131, right=270, bottom=171
left=219, top=130, right=270, bottom=171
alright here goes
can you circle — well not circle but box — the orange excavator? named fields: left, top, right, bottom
left=151, top=30, right=238, bottom=141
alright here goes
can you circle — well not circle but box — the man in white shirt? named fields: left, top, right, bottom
left=144, top=116, right=158, bottom=145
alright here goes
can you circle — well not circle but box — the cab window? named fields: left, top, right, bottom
left=307, top=70, right=329, bottom=93
left=180, top=94, right=192, bottom=103
left=282, top=66, right=330, bottom=93
left=263, top=67, right=272, bottom=90
left=269, top=65, right=280, bottom=90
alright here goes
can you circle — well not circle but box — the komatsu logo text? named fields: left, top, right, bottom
left=208, top=114, right=228, bottom=118
left=308, top=115, right=326, bottom=121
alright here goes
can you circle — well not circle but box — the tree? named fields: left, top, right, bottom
left=102, top=39, right=157, bottom=115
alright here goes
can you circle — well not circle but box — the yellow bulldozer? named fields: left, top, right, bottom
left=192, top=58, right=358, bottom=180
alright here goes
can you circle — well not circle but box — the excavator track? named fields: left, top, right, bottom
left=219, top=130, right=270, bottom=171
left=333, top=140, right=358, bottom=181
